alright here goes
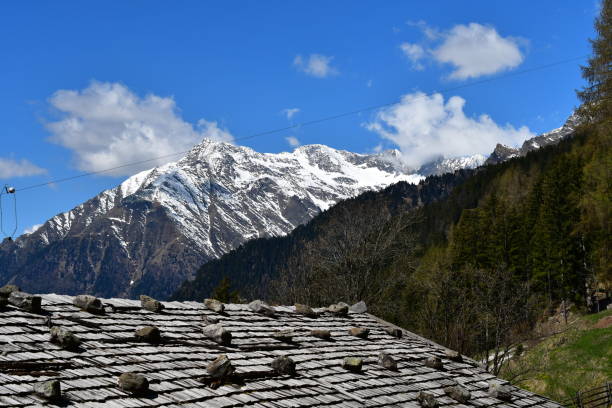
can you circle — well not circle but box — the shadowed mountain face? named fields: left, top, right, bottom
left=0, top=140, right=423, bottom=299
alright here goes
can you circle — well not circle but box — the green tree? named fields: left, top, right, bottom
left=529, top=157, right=585, bottom=303
left=577, top=0, right=612, bottom=124
left=210, top=276, right=241, bottom=303
left=575, top=0, right=612, bottom=289
left=578, top=137, right=612, bottom=286
left=450, top=193, right=526, bottom=274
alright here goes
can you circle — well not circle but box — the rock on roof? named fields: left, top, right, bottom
left=0, top=294, right=562, bottom=407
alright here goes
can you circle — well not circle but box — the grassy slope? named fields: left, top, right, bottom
left=501, top=309, right=612, bottom=403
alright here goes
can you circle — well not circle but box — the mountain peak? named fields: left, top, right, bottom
left=1, top=141, right=422, bottom=299
left=185, top=138, right=248, bottom=161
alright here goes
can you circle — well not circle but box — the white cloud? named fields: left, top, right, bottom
left=286, top=136, right=301, bottom=147
left=402, top=22, right=525, bottom=79
left=365, top=92, right=534, bottom=169
left=433, top=23, right=524, bottom=79
left=45, top=81, right=233, bottom=176
left=293, top=54, right=338, bottom=78
left=0, top=158, right=47, bottom=179
left=407, top=20, right=440, bottom=40
left=400, top=43, right=426, bottom=70
left=23, top=223, right=42, bottom=235
left=282, top=108, right=300, bottom=120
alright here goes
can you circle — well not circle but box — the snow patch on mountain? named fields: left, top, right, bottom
left=418, top=154, right=486, bottom=176
left=24, top=139, right=423, bottom=264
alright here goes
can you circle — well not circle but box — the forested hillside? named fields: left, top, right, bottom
left=401, top=125, right=610, bottom=361
left=173, top=124, right=609, bottom=339
left=171, top=170, right=470, bottom=301
left=173, top=0, right=611, bottom=389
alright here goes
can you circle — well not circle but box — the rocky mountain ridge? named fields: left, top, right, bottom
left=0, top=141, right=422, bottom=299
left=417, top=154, right=486, bottom=176
left=485, top=113, right=579, bottom=165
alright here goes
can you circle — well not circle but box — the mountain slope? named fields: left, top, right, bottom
left=500, top=309, right=612, bottom=403
left=486, top=113, right=579, bottom=165
left=0, top=140, right=421, bottom=299
left=171, top=170, right=471, bottom=301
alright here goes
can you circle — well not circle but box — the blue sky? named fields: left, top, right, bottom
left=0, top=1, right=598, bottom=236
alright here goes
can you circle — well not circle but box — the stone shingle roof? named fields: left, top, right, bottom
left=0, top=293, right=562, bottom=408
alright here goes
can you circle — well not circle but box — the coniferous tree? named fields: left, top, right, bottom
left=210, top=276, right=241, bottom=303
left=577, top=0, right=612, bottom=124
left=529, top=157, right=585, bottom=303
left=576, top=0, right=612, bottom=288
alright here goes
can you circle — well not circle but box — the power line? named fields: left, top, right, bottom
left=14, top=54, right=588, bottom=193
left=16, top=152, right=194, bottom=192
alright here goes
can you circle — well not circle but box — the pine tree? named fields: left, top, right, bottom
left=576, top=0, right=612, bottom=290
left=210, top=276, right=241, bottom=303
left=528, top=157, right=585, bottom=303
left=577, top=0, right=612, bottom=124
left=450, top=209, right=483, bottom=268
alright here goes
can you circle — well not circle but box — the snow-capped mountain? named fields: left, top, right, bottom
left=0, top=113, right=578, bottom=299
left=418, top=154, right=486, bottom=176
left=485, top=113, right=579, bottom=165
left=0, top=140, right=421, bottom=299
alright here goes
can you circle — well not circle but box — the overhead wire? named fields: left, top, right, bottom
left=13, top=54, right=588, bottom=194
